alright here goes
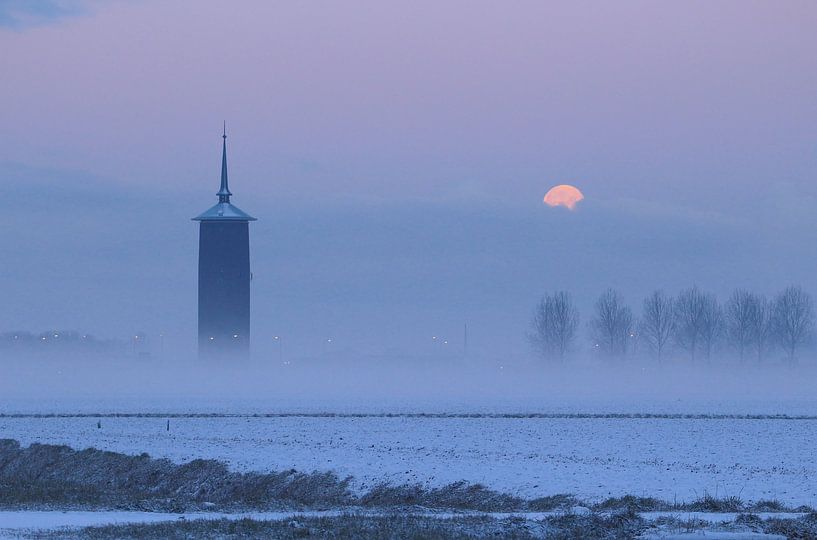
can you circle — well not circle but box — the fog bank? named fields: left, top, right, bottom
left=2, top=352, right=816, bottom=415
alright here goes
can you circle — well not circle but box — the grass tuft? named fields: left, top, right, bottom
left=684, top=494, right=744, bottom=512
left=593, top=495, right=668, bottom=512
left=527, top=493, right=579, bottom=511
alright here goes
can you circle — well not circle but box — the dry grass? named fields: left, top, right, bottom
left=684, top=493, right=744, bottom=512
left=0, top=440, right=572, bottom=513
left=26, top=512, right=649, bottom=540
left=756, top=512, right=817, bottom=539
left=593, top=495, right=668, bottom=512
left=359, top=481, right=524, bottom=511
left=0, top=439, right=353, bottom=511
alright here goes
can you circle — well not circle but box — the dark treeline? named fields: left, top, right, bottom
left=530, top=286, right=814, bottom=363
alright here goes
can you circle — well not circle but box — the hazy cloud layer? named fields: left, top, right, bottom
left=3, top=159, right=815, bottom=361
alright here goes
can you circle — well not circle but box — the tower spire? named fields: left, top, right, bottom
left=217, top=122, right=232, bottom=203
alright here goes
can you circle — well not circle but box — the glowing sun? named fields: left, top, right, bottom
left=543, top=184, right=584, bottom=210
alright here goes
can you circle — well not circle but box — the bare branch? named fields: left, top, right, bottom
left=639, top=290, right=675, bottom=362
left=772, top=286, right=813, bottom=363
left=674, top=287, right=722, bottom=362
left=590, top=289, right=633, bottom=357
left=725, top=289, right=759, bottom=362
left=529, top=291, right=579, bottom=361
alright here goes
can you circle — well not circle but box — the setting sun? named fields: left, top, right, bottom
left=543, top=184, right=584, bottom=210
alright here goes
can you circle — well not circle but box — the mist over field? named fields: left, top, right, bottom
left=1, top=351, right=815, bottom=415
left=4, top=160, right=817, bottom=360
left=3, top=160, right=817, bottom=415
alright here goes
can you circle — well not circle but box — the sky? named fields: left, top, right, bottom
left=1, top=0, right=817, bottom=361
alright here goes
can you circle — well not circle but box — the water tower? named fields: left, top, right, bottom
left=192, top=128, right=256, bottom=358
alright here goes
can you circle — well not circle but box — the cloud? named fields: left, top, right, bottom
left=0, top=0, right=88, bottom=29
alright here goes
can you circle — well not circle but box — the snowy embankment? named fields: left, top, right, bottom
left=0, top=414, right=814, bottom=506
left=0, top=439, right=814, bottom=538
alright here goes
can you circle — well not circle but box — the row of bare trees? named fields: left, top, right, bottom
left=530, top=286, right=814, bottom=363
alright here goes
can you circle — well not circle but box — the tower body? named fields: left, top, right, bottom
left=197, top=221, right=250, bottom=356
left=193, top=131, right=256, bottom=358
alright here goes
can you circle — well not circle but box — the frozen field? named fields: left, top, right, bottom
left=1, top=414, right=815, bottom=507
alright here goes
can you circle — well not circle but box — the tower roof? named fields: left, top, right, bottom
left=193, top=201, right=257, bottom=221
left=193, top=126, right=256, bottom=222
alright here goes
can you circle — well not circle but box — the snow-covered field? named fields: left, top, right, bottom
left=2, top=414, right=815, bottom=506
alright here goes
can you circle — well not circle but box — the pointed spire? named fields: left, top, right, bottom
left=217, top=122, right=232, bottom=203
left=193, top=125, right=256, bottom=222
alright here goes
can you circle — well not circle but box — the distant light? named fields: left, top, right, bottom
left=233, top=334, right=239, bottom=338
left=82, top=335, right=87, bottom=339
left=54, top=333, right=59, bottom=338
left=273, top=336, right=279, bottom=340
left=209, top=336, right=214, bottom=341
left=443, top=340, right=448, bottom=345
left=13, top=335, right=18, bottom=340
left=432, top=336, right=437, bottom=340
left=327, top=338, right=333, bottom=343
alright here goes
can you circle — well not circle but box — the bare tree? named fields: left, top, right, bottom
left=772, top=286, right=814, bottom=363
left=590, top=289, right=633, bottom=356
left=698, top=293, right=724, bottom=362
left=674, top=286, right=706, bottom=361
left=725, top=289, right=758, bottom=362
left=749, top=295, right=773, bottom=362
left=674, top=287, right=721, bottom=361
left=639, top=290, right=675, bottom=362
left=529, top=291, right=579, bottom=360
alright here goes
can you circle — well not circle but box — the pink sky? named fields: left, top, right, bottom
left=2, top=0, right=816, bottom=210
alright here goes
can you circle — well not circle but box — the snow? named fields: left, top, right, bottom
left=0, top=510, right=804, bottom=539
left=641, top=533, right=785, bottom=539
left=0, top=510, right=803, bottom=535
left=0, top=510, right=331, bottom=538
left=1, top=415, right=815, bottom=506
